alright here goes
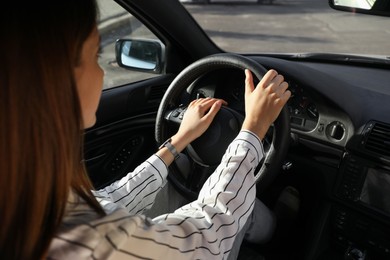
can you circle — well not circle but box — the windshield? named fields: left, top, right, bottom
left=182, top=0, right=390, bottom=56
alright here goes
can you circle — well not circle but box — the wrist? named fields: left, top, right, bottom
left=170, top=133, right=191, bottom=153
left=157, top=132, right=194, bottom=165
left=159, top=138, right=180, bottom=160
left=242, top=120, right=269, bottom=140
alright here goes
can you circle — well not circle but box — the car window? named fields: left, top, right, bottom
left=181, top=0, right=390, bottom=56
left=97, top=1, right=163, bottom=89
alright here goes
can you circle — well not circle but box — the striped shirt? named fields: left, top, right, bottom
left=48, top=130, right=263, bottom=259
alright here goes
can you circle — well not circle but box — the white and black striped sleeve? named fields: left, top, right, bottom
left=49, top=130, right=264, bottom=259
left=92, top=154, right=168, bottom=215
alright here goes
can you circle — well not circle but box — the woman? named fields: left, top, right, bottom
left=0, top=1, right=290, bottom=259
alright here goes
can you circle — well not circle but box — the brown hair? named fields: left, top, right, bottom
left=0, top=1, right=104, bottom=259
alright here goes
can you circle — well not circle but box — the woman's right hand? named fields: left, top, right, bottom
left=158, top=98, right=227, bottom=165
left=175, top=97, right=227, bottom=145
left=242, top=69, right=291, bottom=139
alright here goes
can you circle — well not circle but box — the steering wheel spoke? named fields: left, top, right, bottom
left=163, top=107, right=187, bottom=125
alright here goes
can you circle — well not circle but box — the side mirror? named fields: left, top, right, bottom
left=115, top=39, right=164, bottom=73
left=329, top=0, right=390, bottom=17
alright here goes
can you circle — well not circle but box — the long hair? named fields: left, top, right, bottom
left=0, top=1, right=104, bottom=259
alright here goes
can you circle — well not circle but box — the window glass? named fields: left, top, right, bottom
left=182, top=1, right=390, bottom=56
left=97, top=1, right=163, bottom=89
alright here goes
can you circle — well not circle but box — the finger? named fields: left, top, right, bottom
left=259, top=69, right=278, bottom=89
left=245, top=69, right=255, bottom=96
left=267, top=75, right=285, bottom=94
left=272, top=74, right=285, bottom=88
left=187, top=99, right=220, bottom=117
left=198, top=98, right=219, bottom=112
left=190, top=98, right=227, bottom=109
left=202, top=100, right=222, bottom=123
left=200, top=98, right=227, bottom=106
left=189, top=97, right=211, bottom=107
left=274, top=81, right=289, bottom=97
left=279, top=89, right=292, bottom=105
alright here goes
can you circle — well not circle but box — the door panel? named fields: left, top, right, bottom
left=85, top=75, right=174, bottom=189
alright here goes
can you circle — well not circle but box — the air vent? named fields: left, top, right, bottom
left=364, top=122, right=390, bottom=157
left=149, top=85, right=167, bottom=101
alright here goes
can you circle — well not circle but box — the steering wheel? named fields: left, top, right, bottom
left=155, top=53, right=290, bottom=201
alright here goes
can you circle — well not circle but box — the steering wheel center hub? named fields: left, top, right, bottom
left=188, top=107, right=244, bottom=166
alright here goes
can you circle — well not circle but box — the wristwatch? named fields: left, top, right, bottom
left=159, top=138, right=180, bottom=159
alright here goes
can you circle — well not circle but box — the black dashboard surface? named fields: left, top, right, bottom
left=91, top=53, right=390, bottom=259
left=186, top=56, right=390, bottom=150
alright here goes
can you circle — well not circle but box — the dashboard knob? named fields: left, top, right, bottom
left=327, top=121, right=345, bottom=140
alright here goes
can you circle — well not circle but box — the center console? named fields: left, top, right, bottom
left=333, top=154, right=390, bottom=259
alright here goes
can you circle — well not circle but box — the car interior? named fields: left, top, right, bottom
left=86, top=0, right=390, bottom=259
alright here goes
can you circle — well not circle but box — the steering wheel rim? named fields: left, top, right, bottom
left=156, top=53, right=290, bottom=200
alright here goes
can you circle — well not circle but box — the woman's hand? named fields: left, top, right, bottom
left=158, top=98, right=226, bottom=164
left=175, top=98, right=227, bottom=145
left=242, top=69, right=291, bottom=139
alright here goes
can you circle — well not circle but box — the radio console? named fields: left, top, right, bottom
left=333, top=154, right=390, bottom=259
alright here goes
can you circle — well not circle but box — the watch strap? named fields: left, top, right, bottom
left=159, top=138, right=180, bottom=159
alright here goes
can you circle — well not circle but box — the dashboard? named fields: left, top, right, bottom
left=184, top=57, right=390, bottom=259
left=187, top=65, right=354, bottom=149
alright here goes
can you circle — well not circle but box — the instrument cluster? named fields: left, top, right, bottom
left=287, top=81, right=319, bottom=132
left=189, top=69, right=320, bottom=132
